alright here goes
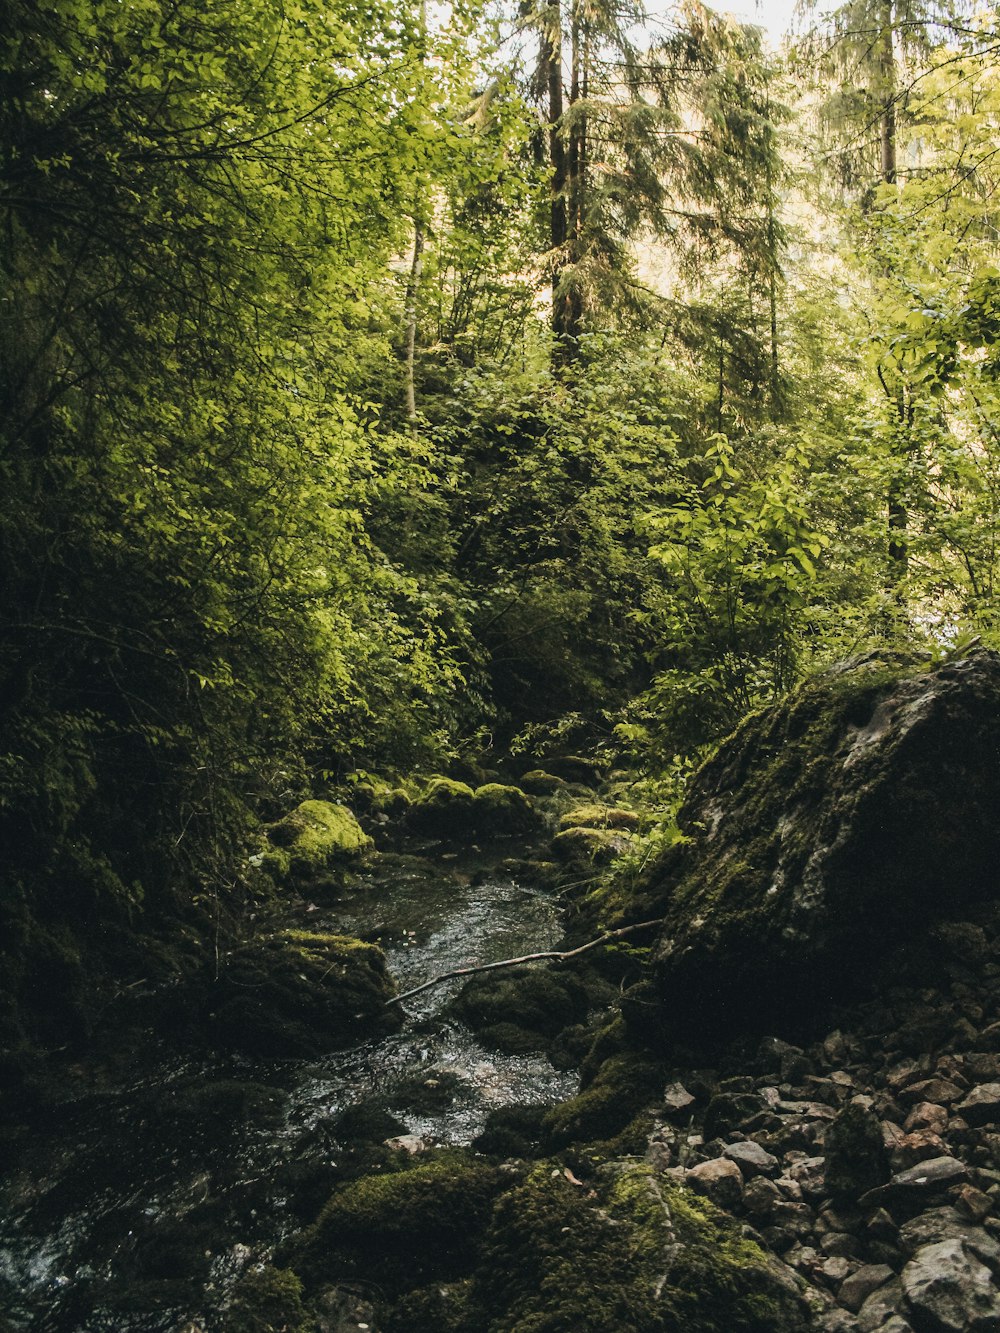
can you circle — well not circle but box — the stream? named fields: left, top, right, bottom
left=0, top=850, right=578, bottom=1331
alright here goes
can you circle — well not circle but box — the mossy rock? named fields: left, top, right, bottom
left=472, top=783, right=544, bottom=836
left=407, top=777, right=477, bottom=837
left=824, top=1101, right=890, bottom=1202
left=551, top=825, right=631, bottom=870
left=558, top=803, right=641, bottom=832
left=447, top=966, right=590, bottom=1052
left=208, top=931, right=400, bottom=1057
left=222, top=1266, right=310, bottom=1333
left=520, top=770, right=570, bottom=797
left=543, top=1051, right=663, bottom=1148
left=639, top=650, right=1000, bottom=1046
left=539, top=754, right=606, bottom=785
left=287, top=1151, right=507, bottom=1295
left=468, top=1163, right=811, bottom=1332
left=262, top=799, right=371, bottom=881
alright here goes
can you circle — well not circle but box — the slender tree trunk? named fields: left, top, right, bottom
left=403, top=222, right=424, bottom=422
left=878, top=0, right=908, bottom=584
left=546, top=0, right=570, bottom=350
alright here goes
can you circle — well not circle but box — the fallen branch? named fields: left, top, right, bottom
left=385, top=918, right=665, bottom=1008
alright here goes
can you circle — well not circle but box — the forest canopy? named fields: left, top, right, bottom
left=3, top=0, right=1000, bottom=1043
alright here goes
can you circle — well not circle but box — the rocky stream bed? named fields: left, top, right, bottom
left=5, top=649, right=1000, bottom=1333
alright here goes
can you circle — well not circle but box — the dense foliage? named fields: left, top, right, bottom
left=4, top=0, right=1000, bottom=1044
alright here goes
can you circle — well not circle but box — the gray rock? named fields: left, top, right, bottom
left=663, top=1080, right=696, bottom=1115
left=686, top=1157, right=744, bottom=1209
left=839, top=1264, right=896, bottom=1314
left=723, top=1140, right=780, bottom=1177
left=901, top=1239, right=1000, bottom=1332
left=743, top=1174, right=781, bottom=1218
left=957, top=1083, right=1000, bottom=1128
left=864, top=1156, right=970, bottom=1209
left=899, top=1208, right=1000, bottom=1267
left=857, top=1278, right=903, bottom=1332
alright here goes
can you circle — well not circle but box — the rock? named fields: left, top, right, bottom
left=467, top=1164, right=811, bottom=1332
left=519, top=770, right=569, bottom=796
left=900, top=1079, right=965, bottom=1107
left=857, top=1278, right=903, bottom=1332
left=207, top=931, right=400, bottom=1057
left=826, top=1102, right=892, bottom=1203
left=703, top=1090, right=766, bottom=1139
left=906, top=1103, right=950, bottom=1135
left=637, top=652, right=1000, bottom=1043
left=471, top=783, right=543, bottom=836
left=901, top=1239, right=1000, bottom=1332
left=893, top=1130, right=949, bottom=1169
left=954, top=1185, right=993, bottom=1224
left=406, top=777, right=476, bottom=837
left=788, top=1156, right=827, bottom=1201
left=538, top=754, right=605, bottom=785
left=686, top=1157, right=744, bottom=1209
left=957, top=1083, right=1000, bottom=1128
left=744, top=1175, right=782, bottom=1218
left=723, top=1140, right=780, bottom=1178
left=864, top=1157, right=970, bottom=1210
left=557, top=803, right=642, bottom=832
left=839, top=1264, right=896, bottom=1314
left=663, top=1080, right=696, bottom=1115
left=550, top=825, right=631, bottom=869
left=262, top=799, right=371, bottom=879
left=446, top=966, right=590, bottom=1054
left=898, top=1207, right=1000, bottom=1262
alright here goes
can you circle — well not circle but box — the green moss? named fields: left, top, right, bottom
left=447, top=967, right=590, bottom=1052
left=473, top=783, right=544, bottom=835
left=542, top=1052, right=663, bottom=1148
left=209, top=931, right=400, bottom=1057
left=551, top=825, right=630, bottom=870
left=520, top=770, right=569, bottom=796
left=288, top=1152, right=507, bottom=1295
left=468, top=1164, right=809, bottom=1333
left=263, top=799, right=371, bottom=881
left=558, top=804, right=641, bottom=832
left=222, top=1266, right=311, bottom=1333
left=407, top=777, right=477, bottom=836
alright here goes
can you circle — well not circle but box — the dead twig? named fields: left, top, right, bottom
left=385, top=918, right=665, bottom=1008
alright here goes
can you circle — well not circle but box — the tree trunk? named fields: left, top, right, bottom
left=403, top=222, right=424, bottom=422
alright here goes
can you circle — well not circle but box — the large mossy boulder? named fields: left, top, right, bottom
left=262, top=799, right=371, bottom=881
left=467, top=1164, right=811, bottom=1333
left=207, top=930, right=400, bottom=1057
left=472, top=783, right=544, bottom=836
left=638, top=650, right=1000, bottom=1046
left=446, top=965, right=591, bottom=1053
left=406, top=777, right=477, bottom=837
left=287, top=1152, right=505, bottom=1295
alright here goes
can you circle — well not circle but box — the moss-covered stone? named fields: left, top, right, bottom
left=222, top=1266, right=310, bottom=1333
left=287, top=1151, right=507, bottom=1295
left=542, top=1051, right=663, bottom=1148
left=558, top=803, right=642, bottom=832
left=636, top=650, right=1000, bottom=1046
left=468, top=1163, right=811, bottom=1332
left=520, top=770, right=570, bottom=796
left=551, top=825, right=631, bottom=870
left=262, top=799, right=371, bottom=881
left=447, top=966, right=590, bottom=1054
left=208, top=930, right=400, bottom=1057
left=472, top=783, right=544, bottom=835
left=407, top=777, right=477, bottom=837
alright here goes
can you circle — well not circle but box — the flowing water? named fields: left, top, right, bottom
left=0, top=851, right=577, bottom=1331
